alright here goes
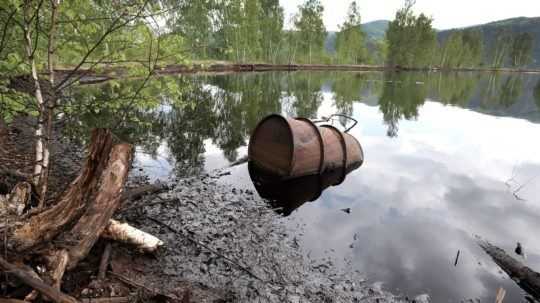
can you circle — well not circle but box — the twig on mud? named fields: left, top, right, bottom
left=79, top=298, right=128, bottom=303
left=107, top=271, right=175, bottom=301
left=120, top=196, right=179, bottom=212
left=0, top=256, right=78, bottom=303
left=146, top=216, right=266, bottom=282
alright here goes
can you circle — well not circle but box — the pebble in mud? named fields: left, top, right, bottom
left=120, top=173, right=405, bottom=303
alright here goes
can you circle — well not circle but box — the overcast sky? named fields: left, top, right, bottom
left=281, top=0, right=540, bottom=31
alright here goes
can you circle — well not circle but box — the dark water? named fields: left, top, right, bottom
left=69, top=71, right=540, bottom=302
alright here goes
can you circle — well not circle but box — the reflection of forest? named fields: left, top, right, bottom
left=64, top=71, right=540, bottom=175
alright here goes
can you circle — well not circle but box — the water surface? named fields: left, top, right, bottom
left=69, top=71, right=540, bottom=302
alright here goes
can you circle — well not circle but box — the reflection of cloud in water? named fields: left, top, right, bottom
left=133, top=143, right=174, bottom=182
left=203, top=139, right=248, bottom=172
left=285, top=100, right=540, bottom=301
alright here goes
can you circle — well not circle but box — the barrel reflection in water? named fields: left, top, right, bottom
left=248, top=161, right=359, bottom=216
left=248, top=114, right=364, bottom=215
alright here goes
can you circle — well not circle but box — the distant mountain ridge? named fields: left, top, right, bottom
left=325, top=16, right=540, bottom=67
left=438, top=17, right=540, bottom=67
left=362, top=20, right=389, bottom=41
left=324, top=20, right=389, bottom=54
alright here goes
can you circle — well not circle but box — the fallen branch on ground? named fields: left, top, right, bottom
left=478, top=238, right=540, bottom=300
left=146, top=216, right=264, bottom=282
left=0, top=256, right=78, bottom=303
left=102, top=219, right=163, bottom=253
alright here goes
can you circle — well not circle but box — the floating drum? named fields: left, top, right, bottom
left=248, top=114, right=364, bottom=184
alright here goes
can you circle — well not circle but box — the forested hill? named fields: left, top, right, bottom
left=325, top=20, right=389, bottom=53
left=326, top=17, right=540, bottom=67
left=438, top=17, right=540, bottom=67
left=362, top=20, right=390, bottom=41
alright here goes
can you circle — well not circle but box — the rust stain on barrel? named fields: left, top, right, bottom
left=248, top=114, right=364, bottom=182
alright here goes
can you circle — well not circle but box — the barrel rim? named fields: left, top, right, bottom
left=248, top=114, right=295, bottom=176
left=294, top=117, right=325, bottom=177
left=320, top=124, right=347, bottom=185
left=344, top=132, right=364, bottom=166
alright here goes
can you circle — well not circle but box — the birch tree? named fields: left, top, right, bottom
left=0, top=0, right=164, bottom=207
left=335, top=1, right=367, bottom=64
left=294, top=0, right=326, bottom=64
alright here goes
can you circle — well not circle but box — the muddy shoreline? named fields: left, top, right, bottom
left=0, top=121, right=407, bottom=302
left=51, top=63, right=540, bottom=85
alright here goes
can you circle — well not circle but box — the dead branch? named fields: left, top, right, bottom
left=62, top=143, right=133, bottom=270
left=478, top=239, right=540, bottom=300
left=102, top=220, right=163, bottom=253
left=147, top=216, right=264, bottom=282
left=7, top=129, right=113, bottom=252
left=45, top=249, right=69, bottom=290
left=97, top=243, right=112, bottom=281
left=79, top=298, right=128, bottom=303
left=121, top=183, right=167, bottom=203
left=107, top=271, right=176, bottom=301
left=0, top=166, right=30, bottom=180
left=0, top=256, right=78, bottom=303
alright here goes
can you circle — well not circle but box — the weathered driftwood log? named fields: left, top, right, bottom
left=0, top=256, right=78, bottom=303
left=478, top=240, right=540, bottom=300
left=62, top=143, right=133, bottom=270
left=7, top=129, right=114, bottom=252
left=0, top=182, right=31, bottom=218
left=102, top=219, right=163, bottom=253
left=41, top=143, right=132, bottom=291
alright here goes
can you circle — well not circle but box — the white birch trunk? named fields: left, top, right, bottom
left=23, top=5, right=47, bottom=189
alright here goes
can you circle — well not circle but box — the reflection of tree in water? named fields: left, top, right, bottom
left=66, top=73, right=288, bottom=175
left=535, top=80, right=540, bottom=109
left=283, top=72, right=325, bottom=118
left=62, top=77, right=178, bottom=155
left=331, top=72, right=368, bottom=127
left=157, top=82, right=218, bottom=176
left=498, top=76, right=523, bottom=107
left=431, top=72, right=479, bottom=107
left=208, top=73, right=282, bottom=162
left=479, top=74, right=524, bottom=109
left=378, top=72, right=427, bottom=137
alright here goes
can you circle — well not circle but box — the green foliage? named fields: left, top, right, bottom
left=335, top=1, right=367, bottom=64
left=379, top=72, right=427, bottom=136
left=510, top=32, right=534, bottom=67
left=490, top=30, right=513, bottom=68
left=439, top=30, right=483, bottom=68
left=535, top=80, right=540, bottom=108
left=167, top=0, right=283, bottom=63
left=385, top=0, right=437, bottom=68
left=430, top=72, right=479, bottom=106
left=498, top=76, right=523, bottom=106
left=260, top=0, right=284, bottom=63
left=438, top=17, right=540, bottom=68
left=293, top=0, right=327, bottom=64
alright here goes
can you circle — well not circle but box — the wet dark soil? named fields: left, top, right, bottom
left=0, top=119, right=405, bottom=302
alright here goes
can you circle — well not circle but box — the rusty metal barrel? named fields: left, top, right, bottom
left=248, top=114, right=364, bottom=184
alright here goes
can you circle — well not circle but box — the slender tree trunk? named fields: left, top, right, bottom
left=309, top=44, right=312, bottom=64
left=0, top=117, right=7, bottom=139
left=38, top=0, right=60, bottom=209
left=22, top=3, right=47, bottom=195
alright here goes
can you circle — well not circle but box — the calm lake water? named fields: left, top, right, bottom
left=70, top=71, right=540, bottom=302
